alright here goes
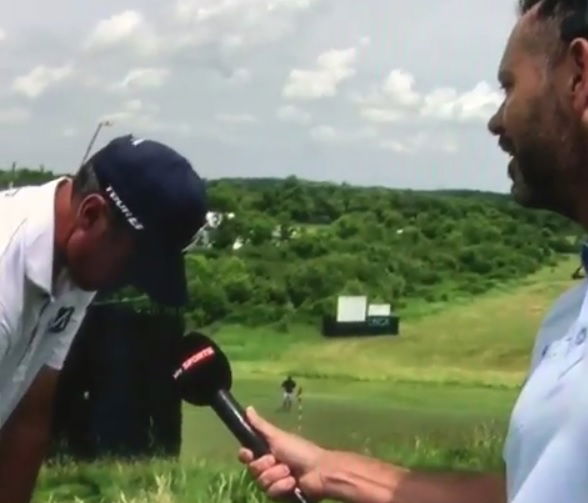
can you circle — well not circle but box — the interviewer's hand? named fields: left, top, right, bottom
left=238, top=407, right=327, bottom=501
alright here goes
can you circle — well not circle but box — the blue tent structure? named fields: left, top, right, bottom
left=52, top=295, right=183, bottom=460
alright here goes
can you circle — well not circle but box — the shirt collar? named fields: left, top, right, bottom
left=24, top=178, right=67, bottom=295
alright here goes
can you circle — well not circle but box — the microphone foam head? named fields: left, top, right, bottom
left=173, top=332, right=232, bottom=406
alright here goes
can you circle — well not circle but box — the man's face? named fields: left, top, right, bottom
left=64, top=194, right=136, bottom=291
left=488, top=12, right=586, bottom=218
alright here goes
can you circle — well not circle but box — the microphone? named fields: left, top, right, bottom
left=173, top=332, right=311, bottom=503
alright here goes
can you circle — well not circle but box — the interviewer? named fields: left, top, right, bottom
left=239, top=1, right=588, bottom=502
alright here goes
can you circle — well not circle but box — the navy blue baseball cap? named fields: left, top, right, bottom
left=89, top=135, right=207, bottom=307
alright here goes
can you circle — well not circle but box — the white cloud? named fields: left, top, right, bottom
left=357, top=69, right=501, bottom=126
left=420, top=82, right=501, bottom=121
left=223, top=35, right=244, bottom=49
left=176, top=0, right=319, bottom=22
left=182, top=0, right=254, bottom=22
left=439, top=136, right=459, bottom=153
left=0, top=107, right=30, bottom=125
left=100, top=111, right=134, bottom=123
left=0, top=29, right=6, bottom=42
left=357, top=69, right=420, bottom=109
left=420, top=88, right=456, bottom=120
left=174, top=0, right=321, bottom=51
left=383, top=70, right=421, bottom=107
left=380, top=139, right=411, bottom=153
left=379, top=133, right=459, bottom=155
left=283, top=47, right=357, bottom=100
left=361, top=107, right=404, bottom=123
left=216, top=113, right=259, bottom=124
left=380, top=134, right=426, bottom=154
left=85, top=10, right=143, bottom=50
left=229, top=67, right=252, bottom=85
left=63, top=127, right=78, bottom=137
left=114, top=67, right=170, bottom=90
left=268, top=0, right=319, bottom=11
left=176, top=0, right=229, bottom=22
left=84, top=10, right=159, bottom=56
left=100, top=99, right=160, bottom=128
left=101, top=112, right=193, bottom=136
left=277, top=105, right=312, bottom=125
left=310, top=125, right=377, bottom=144
left=12, top=64, right=74, bottom=99
left=455, top=82, right=503, bottom=121
left=124, top=99, right=144, bottom=113
left=310, top=125, right=337, bottom=142
left=124, top=99, right=160, bottom=115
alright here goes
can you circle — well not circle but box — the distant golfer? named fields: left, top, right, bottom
left=239, top=2, right=588, bottom=502
left=0, top=135, right=207, bottom=503
left=280, top=375, right=297, bottom=412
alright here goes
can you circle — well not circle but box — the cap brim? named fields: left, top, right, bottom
left=131, top=244, right=188, bottom=307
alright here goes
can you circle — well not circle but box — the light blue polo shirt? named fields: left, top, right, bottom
left=504, top=258, right=588, bottom=502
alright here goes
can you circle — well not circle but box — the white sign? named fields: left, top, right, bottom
left=368, top=304, right=391, bottom=317
left=337, top=296, right=367, bottom=323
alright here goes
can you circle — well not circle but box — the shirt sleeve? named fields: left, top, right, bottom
left=45, top=307, right=87, bottom=371
left=0, top=302, right=11, bottom=365
left=510, top=426, right=588, bottom=503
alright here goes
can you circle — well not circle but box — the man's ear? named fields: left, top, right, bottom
left=568, top=38, right=588, bottom=118
left=77, top=194, right=109, bottom=232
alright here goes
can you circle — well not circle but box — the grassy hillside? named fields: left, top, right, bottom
left=210, top=256, right=580, bottom=388
left=35, top=258, right=581, bottom=502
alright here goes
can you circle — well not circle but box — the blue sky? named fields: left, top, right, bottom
left=0, top=0, right=517, bottom=191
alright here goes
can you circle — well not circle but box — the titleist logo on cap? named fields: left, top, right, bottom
left=105, top=186, right=145, bottom=230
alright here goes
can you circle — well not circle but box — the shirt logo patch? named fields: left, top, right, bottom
left=1, top=188, right=20, bottom=198
left=49, top=307, right=75, bottom=334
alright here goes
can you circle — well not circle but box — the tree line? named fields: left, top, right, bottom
left=2, top=168, right=582, bottom=327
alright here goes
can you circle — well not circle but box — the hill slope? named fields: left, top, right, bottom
left=212, top=256, right=581, bottom=388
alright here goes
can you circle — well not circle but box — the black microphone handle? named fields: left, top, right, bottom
left=211, top=389, right=312, bottom=503
left=211, top=389, right=270, bottom=458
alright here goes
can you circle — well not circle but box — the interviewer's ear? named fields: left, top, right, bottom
left=567, top=38, right=588, bottom=121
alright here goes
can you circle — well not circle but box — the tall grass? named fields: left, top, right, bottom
left=36, top=425, right=505, bottom=503
left=36, top=460, right=263, bottom=503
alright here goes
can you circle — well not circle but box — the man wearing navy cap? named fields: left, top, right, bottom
left=0, top=135, right=207, bottom=502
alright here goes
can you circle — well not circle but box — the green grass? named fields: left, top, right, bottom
left=36, top=378, right=513, bottom=502
left=211, top=256, right=579, bottom=388
left=181, top=377, right=515, bottom=463
left=35, top=257, right=580, bottom=501
left=34, top=461, right=262, bottom=503
left=35, top=417, right=507, bottom=502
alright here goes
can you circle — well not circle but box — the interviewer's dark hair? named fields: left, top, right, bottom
left=519, top=0, right=585, bottom=18
left=518, top=0, right=588, bottom=64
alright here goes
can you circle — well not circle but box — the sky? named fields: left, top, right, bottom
left=0, top=0, right=518, bottom=191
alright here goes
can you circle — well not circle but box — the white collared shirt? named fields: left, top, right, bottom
left=504, top=279, right=588, bottom=502
left=0, top=180, right=95, bottom=427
